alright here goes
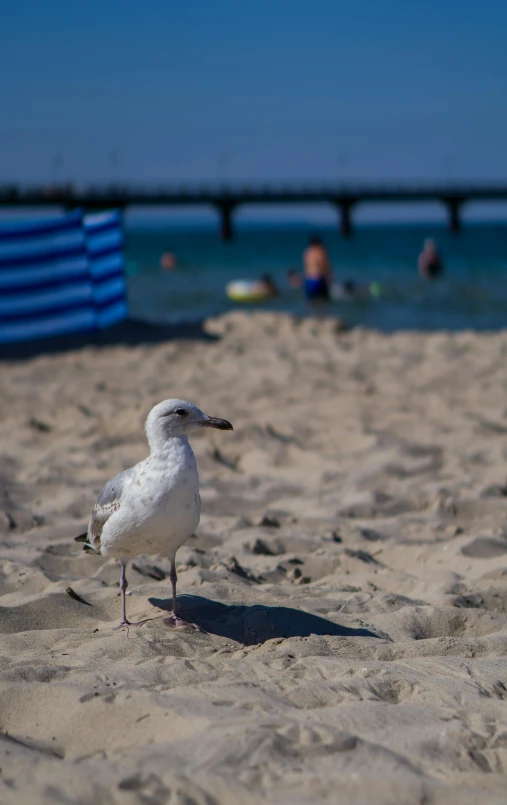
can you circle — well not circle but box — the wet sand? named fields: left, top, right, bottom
left=1, top=311, right=507, bottom=804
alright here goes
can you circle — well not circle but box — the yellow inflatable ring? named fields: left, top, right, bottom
left=226, top=280, right=272, bottom=303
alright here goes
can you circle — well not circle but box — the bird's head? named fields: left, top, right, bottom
left=145, top=399, right=233, bottom=448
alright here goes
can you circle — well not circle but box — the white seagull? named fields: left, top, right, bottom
left=75, top=399, right=233, bottom=629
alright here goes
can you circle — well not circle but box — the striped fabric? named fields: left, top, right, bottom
left=84, top=210, right=128, bottom=330
left=0, top=209, right=127, bottom=344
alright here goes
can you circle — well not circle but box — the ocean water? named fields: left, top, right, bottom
left=124, top=223, right=507, bottom=332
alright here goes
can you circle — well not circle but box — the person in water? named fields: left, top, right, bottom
left=418, top=239, right=443, bottom=279
left=257, top=274, right=278, bottom=297
left=287, top=268, right=303, bottom=288
left=332, top=280, right=370, bottom=299
left=303, top=235, right=332, bottom=300
left=160, top=252, right=177, bottom=271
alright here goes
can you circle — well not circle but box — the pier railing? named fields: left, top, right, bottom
left=2, top=182, right=507, bottom=239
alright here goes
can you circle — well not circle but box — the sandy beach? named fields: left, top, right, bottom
left=1, top=310, right=507, bottom=804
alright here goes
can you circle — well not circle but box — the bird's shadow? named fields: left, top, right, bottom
left=149, top=594, right=381, bottom=646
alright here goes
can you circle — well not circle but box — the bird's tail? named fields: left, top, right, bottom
left=74, top=533, right=96, bottom=553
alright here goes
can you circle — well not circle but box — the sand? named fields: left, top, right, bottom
left=1, top=310, right=507, bottom=804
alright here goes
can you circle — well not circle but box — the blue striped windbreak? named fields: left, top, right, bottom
left=0, top=209, right=127, bottom=344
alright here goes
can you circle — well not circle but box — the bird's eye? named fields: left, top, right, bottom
left=175, top=408, right=188, bottom=417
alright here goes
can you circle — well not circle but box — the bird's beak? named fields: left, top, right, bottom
left=200, top=416, right=233, bottom=431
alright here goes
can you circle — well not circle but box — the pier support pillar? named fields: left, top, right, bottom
left=335, top=199, right=355, bottom=238
left=216, top=201, right=236, bottom=241
left=445, top=198, right=463, bottom=233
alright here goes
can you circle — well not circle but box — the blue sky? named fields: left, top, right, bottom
left=2, top=1, right=507, bottom=221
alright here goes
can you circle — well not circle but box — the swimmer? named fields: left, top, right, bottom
left=160, top=252, right=177, bottom=271
left=303, top=236, right=332, bottom=301
left=331, top=280, right=383, bottom=300
left=331, top=280, right=384, bottom=300
left=287, top=268, right=303, bottom=288
left=418, top=239, right=443, bottom=279
left=226, top=274, right=278, bottom=303
left=257, top=274, right=278, bottom=297
left=332, top=280, right=366, bottom=299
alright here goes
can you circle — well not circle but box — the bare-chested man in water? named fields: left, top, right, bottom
left=303, top=236, right=332, bottom=300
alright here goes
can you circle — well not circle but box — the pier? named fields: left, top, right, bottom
left=1, top=182, right=507, bottom=240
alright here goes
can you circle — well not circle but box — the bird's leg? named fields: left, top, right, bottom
left=164, top=556, right=200, bottom=630
left=114, top=561, right=153, bottom=630
left=170, top=557, right=178, bottom=615
left=119, top=561, right=129, bottom=624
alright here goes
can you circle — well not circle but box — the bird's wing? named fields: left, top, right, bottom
left=84, top=468, right=132, bottom=552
